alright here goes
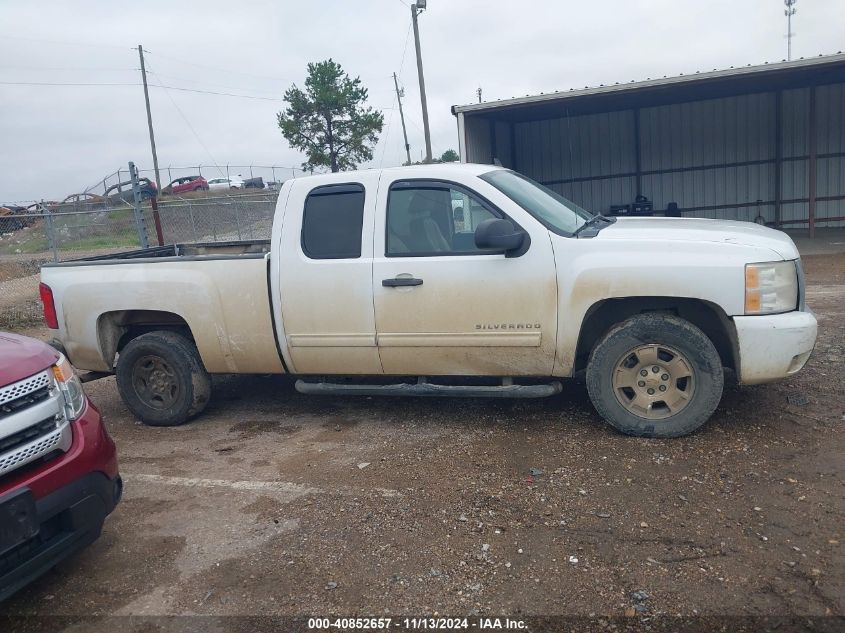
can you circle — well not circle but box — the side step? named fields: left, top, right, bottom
left=295, top=379, right=562, bottom=399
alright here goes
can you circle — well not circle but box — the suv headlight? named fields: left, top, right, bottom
left=52, top=354, right=86, bottom=420
left=745, top=261, right=798, bottom=315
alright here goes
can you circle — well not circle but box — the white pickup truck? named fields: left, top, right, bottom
left=39, top=164, right=817, bottom=438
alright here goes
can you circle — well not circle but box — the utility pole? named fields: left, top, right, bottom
left=477, top=87, right=482, bottom=103
left=137, top=45, right=162, bottom=190
left=393, top=73, right=412, bottom=165
left=410, top=1, right=432, bottom=163
left=784, top=0, right=797, bottom=61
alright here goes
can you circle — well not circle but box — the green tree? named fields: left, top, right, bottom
left=403, top=149, right=461, bottom=166
left=277, top=59, right=384, bottom=172
left=439, top=149, right=460, bottom=163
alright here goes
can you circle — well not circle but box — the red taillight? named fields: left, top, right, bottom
left=39, top=282, right=58, bottom=329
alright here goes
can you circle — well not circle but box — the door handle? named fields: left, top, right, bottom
left=382, top=277, right=423, bottom=287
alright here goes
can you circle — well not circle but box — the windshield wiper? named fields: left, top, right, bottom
left=573, top=213, right=616, bottom=238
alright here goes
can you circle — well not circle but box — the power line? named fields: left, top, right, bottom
left=0, top=33, right=131, bottom=50
left=147, top=50, right=392, bottom=93
left=146, top=72, right=282, bottom=97
left=143, top=50, right=292, bottom=83
left=0, top=80, right=139, bottom=86
left=0, top=65, right=133, bottom=72
left=144, top=64, right=226, bottom=178
left=1, top=79, right=396, bottom=106
left=379, top=95, right=396, bottom=168
left=148, top=83, right=285, bottom=101
left=397, top=21, right=413, bottom=78
left=2, top=79, right=400, bottom=109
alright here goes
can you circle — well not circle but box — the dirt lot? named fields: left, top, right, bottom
left=1, top=253, right=843, bottom=627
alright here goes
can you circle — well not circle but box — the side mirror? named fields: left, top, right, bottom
left=474, top=218, right=526, bottom=253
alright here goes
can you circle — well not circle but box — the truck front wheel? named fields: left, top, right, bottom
left=116, top=331, right=211, bottom=426
left=585, top=313, right=723, bottom=438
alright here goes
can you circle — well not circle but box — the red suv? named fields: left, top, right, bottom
left=0, top=331, right=120, bottom=601
left=162, top=175, right=208, bottom=195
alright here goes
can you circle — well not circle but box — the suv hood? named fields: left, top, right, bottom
left=597, top=217, right=799, bottom=259
left=0, top=332, right=59, bottom=387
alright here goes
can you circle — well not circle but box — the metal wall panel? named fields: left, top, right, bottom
left=779, top=87, right=811, bottom=226
left=461, top=81, right=845, bottom=228
left=814, top=83, right=845, bottom=227
left=513, top=109, right=636, bottom=212
left=781, top=87, right=809, bottom=157
left=639, top=93, right=777, bottom=221
left=547, top=178, right=637, bottom=215
left=491, top=120, right=513, bottom=168
left=464, top=116, right=492, bottom=164
left=515, top=110, right=636, bottom=179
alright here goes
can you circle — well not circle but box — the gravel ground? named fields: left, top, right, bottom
left=1, top=253, right=843, bottom=626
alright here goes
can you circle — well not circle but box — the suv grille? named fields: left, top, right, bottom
left=0, top=386, right=50, bottom=418
left=0, top=424, right=64, bottom=475
left=0, top=372, right=51, bottom=417
left=0, top=370, right=71, bottom=480
left=0, top=417, right=59, bottom=454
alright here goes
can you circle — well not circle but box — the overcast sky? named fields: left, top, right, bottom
left=1, top=0, right=843, bottom=202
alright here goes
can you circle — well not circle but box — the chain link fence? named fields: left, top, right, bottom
left=80, top=164, right=306, bottom=198
left=0, top=191, right=278, bottom=329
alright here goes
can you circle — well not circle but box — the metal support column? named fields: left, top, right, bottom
left=43, top=201, right=58, bottom=263
left=774, top=91, right=783, bottom=227
left=128, top=161, right=150, bottom=249
left=509, top=122, right=517, bottom=171
left=808, top=86, right=817, bottom=238
left=456, top=112, right=466, bottom=163
left=633, top=108, right=642, bottom=198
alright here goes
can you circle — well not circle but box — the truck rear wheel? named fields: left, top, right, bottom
left=116, top=331, right=211, bottom=426
left=585, top=313, right=723, bottom=438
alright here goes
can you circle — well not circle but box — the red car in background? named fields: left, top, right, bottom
left=0, top=327, right=120, bottom=601
left=161, top=175, right=208, bottom=195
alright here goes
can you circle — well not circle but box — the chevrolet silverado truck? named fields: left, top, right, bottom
left=0, top=332, right=120, bottom=601
left=39, top=164, right=817, bottom=438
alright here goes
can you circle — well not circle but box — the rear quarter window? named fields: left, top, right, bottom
left=301, top=183, right=365, bottom=259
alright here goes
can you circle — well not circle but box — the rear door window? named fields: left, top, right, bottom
left=301, top=183, right=366, bottom=259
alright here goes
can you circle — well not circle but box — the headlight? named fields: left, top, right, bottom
left=52, top=353, right=86, bottom=420
left=745, top=261, right=798, bottom=315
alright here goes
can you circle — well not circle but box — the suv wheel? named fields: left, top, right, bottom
left=586, top=313, right=724, bottom=438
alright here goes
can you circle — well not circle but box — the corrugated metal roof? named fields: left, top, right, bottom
left=451, top=52, right=845, bottom=115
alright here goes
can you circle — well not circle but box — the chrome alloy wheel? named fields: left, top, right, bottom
left=611, top=344, right=696, bottom=420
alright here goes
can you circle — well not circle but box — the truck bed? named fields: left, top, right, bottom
left=44, top=240, right=271, bottom=266
left=40, top=239, right=283, bottom=375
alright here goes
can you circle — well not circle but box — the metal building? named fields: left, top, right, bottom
left=452, top=54, right=845, bottom=235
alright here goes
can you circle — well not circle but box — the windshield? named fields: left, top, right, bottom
left=480, top=169, right=593, bottom=235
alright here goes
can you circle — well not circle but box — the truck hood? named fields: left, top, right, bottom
left=0, top=332, right=59, bottom=387
left=596, top=217, right=799, bottom=259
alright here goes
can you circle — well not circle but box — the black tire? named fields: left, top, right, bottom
left=116, top=331, right=211, bottom=427
left=585, top=313, right=723, bottom=438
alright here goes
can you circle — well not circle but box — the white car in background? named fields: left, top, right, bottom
left=207, top=177, right=244, bottom=190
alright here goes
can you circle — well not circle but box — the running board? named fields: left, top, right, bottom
left=294, top=379, right=562, bottom=399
